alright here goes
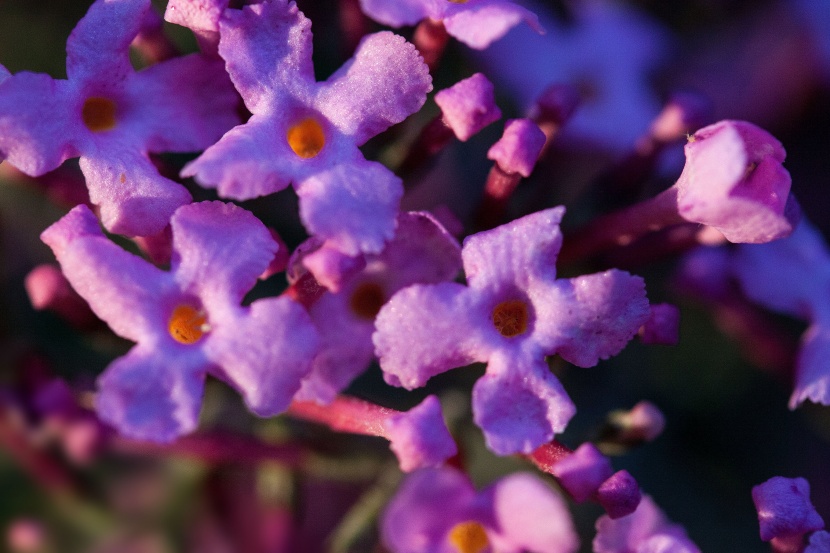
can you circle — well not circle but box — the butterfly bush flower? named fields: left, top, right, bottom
left=722, top=220, right=830, bottom=407
left=295, top=211, right=462, bottom=404
left=753, top=477, right=825, bottom=544
left=0, top=0, right=238, bottom=237
left=41, top=202, right=320, bottom=442
left=374, top=207, right=650, bottom=454
left=358, top=0, right=543, bottom=50
left=183, top=0, right=432, bottom=256
left=381, top=466, right=579, bottom=553
left=477, top=0, right=669, bottom=152
left=594, top=495, right=700, bottom=553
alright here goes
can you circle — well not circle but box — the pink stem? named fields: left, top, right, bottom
left=413, top=19, right=449, bottom=71
left=558, top=187, right=685, bottom=265
left=286, top=396, right=398, bottom=439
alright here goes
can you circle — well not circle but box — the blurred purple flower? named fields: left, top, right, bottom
left=42, top=202, right=320, bottom=442
left=752, top=476, right=825, bottom=542
left=477, top=0, right=669, bottom=152
left=594, top=495, right=700, bottom=553
left=0, top=0, right=238, bottom=236
left=381, top=466, right=578, bottom=553
left=183, top=0, right=431, bottom=255
left=373, top=207, right=650, bottom=454
left=359, top=0, right=543, bottom=50
left=295, top=211, right=462, bottom=404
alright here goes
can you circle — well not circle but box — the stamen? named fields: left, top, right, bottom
left=287, top=117, right=326, bottom=159
left=349, top=282, right=386, bottom=320
left=82, top=97, right=117, bottom=132
left=168, top=305, right=208, bottom=345
left=448, top=521, right=489, bottom=553
left=492, top=299, right=529, bottom=337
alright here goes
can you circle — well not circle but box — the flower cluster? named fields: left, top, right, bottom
left=0, top=0, right=826, bottom=551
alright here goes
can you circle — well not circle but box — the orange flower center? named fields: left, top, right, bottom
left=448, top=521, right=489, bottom=553
left=82, top=97, right=117, bottom=132
left=492, top=300, right=529, bottom=338
left=287, top=117, right=325, bottom=158
left=349, top=282, right=386, bottom=320
left=168, top=305, right=208, bottom=345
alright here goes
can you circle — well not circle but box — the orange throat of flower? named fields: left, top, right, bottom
left=287, top=117, right=325, bottom=159
left=168, top=305, right=208, bottom=345
left=448, top=521, right=489, bottom=553
left=492, top=299, right=529, bottom=338
left=82, top=96, right=117, bottom=132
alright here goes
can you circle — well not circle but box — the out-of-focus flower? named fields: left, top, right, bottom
left=358, top=0, right=543, bottom=50
left=295, top=211, right=462, bottom=404
left=477, top=0, right=669, bottom=152
left=594, top=495, right=700, bottom=553
left=381, top=466, right=578, bottom=553
left=374, top=207, right=650, bottom=454
left=0, top=0, right=238, bottom=236
left=183, top=0, right=431, bottom=255
left=42, top=202, right=320, bottom=442
left=753, top=476, right=825, bottom=543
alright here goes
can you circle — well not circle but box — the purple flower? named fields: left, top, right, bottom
left=487, top=118, right=546, bottom=177
left=381, top=466, right=578, bottom=553
left=385, top=395, right=458, bottom=472
left=358, top=0, right=543, bottom=50
left=434, top=73, right=502, bottom=142
left=294, top=211, right=462, bottom=404
left=807, top=531, right=830, bottom=553
left=373, top=207, right=650, bottom=454
left=675, top=120, right=797, bottom=244
left=752, top=476, right=825, bottom=542
left=182, top=0, right=432, bottom=256
left=0, top=0, right=238, bottom=237
left=550, top=443, right=613, bottom=503
left=477, top=0, right=669, bottom=152
left=594, top=495, right=700, bottom=553
left=727, top=220, right=830, bottom=407
left=41, top=202, right=320, bottom=442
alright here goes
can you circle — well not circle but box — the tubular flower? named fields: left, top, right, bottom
left=41, top=202, right=320, bottom=442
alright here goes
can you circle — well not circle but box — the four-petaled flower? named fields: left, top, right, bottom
left=42, top=202, right=320, bottom=442
left=373, top=207, right=650, bottom=454
left=0, top=0, right=239, bottom=236
left=182, top=0, right=432, bottom=256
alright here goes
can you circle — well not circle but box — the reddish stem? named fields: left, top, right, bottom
left=558, top=187, right=685, bottom=265
left=475, top=164, right=523, bottom=230
left=398, top=115, right=456, bottom=181
left=286, top=396, right=398, bottom=439
left=112, top=431, right=307, bottom=467
left=524, top=440, right=573, bottom=473
left=413, top=19, right=449, bottom=71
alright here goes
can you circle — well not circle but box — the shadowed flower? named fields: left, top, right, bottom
left=295, top=211, right=462, bottom=404
left=382, top=466, right=579, bottom=553
left=0, top=0, right=238, bottom=236
left=594, top=495, right=700, bottom=553
left=359, top=0, right=543, bottom=50
left=373, top=207, right=650, bottom=454
left=752, top=476, right=825, bottom=542
left=41, top=202, right=320, bottom=442
left=182, top=0, right=432, bottom=255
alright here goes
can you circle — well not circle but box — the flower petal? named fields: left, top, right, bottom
left=40, top=205, right=176, bottom=344
left=385, top=395, right=458, bottom=472
left=790, top=323, right=830, bottom=408
left=96, top=345, right=206, bottom=442
left=182, top=115, right=294, bottom=200
left=0, top=73, right=77, bottom=175
left=357, top=0, right=429, bottom=28
left=296, top=160, right=403, bottom=256
left=531, top=269, right=649, bottom=367
left=319, top=31, right=431, bottom=146
left=484, top=473, right=579, bottom=553
left=218, top=0, right=314, bottom=111
left=66, top=0, right=147, bottom=88
left=204, top=297, right=320, bottom=417
left=126, top=54, right=240, bottom=153
left=374, top=282, right=487, bottom=390
left=170, top=201, right=277, bottom=312
left=473, top=353, right=575, bottom=454
left=444, top=0, right=543, bottom=49
left=80, top=148, right=192, bottom=236
left=462, top=206, right=564, bottom=293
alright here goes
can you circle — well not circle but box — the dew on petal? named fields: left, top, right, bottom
left=168, top=304, right=208, bottom=344
left=287, top=117, right=326, bottom=159
left=448, top=521, right=489, bottom=553
left=492, top=299, right=529, bottom=337
left=82, top=97, right=117, bottom=132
